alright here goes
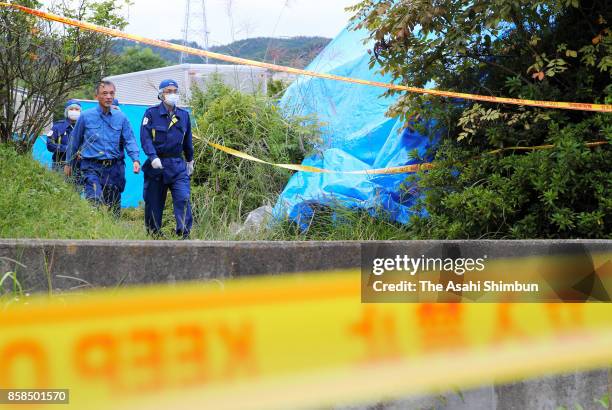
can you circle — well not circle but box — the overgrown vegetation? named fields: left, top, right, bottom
left=350, top=0, right=612, bottom=239
left=7, top=1, right=611, bottom=241
left=186, top=77, right=321, bottom=235
left=267, top=78, right=291, bottom=99
left=269, top=205, right=413, bottom=241
left=0, top=144, right=145, bottom=239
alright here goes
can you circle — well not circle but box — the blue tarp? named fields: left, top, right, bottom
left=272, top=27, right=436, bottom=226
left=33, top=101, right=149, bottom=208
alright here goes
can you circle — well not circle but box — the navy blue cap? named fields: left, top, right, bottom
left=65, top=99, right=81, bottom=109
left=159, top=79, right=179, bottom=90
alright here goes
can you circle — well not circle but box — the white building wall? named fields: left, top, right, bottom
left=12, top=87, right=51, bottom=132
left=105, top=64, right=269, bottom=106
left=105, top=65, right=188, bottom=106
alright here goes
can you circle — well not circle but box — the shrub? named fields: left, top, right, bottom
left=189, top=77, right=321, bottom=225
left=351, top=0, right=612, bottom=239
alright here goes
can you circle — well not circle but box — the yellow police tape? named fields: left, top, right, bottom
left=485, top=140, right=609, bottom=155
left=201, top=138, right=608, bottom=175
left=1, top=2, right=612, bottom=113
left=206, top=140, right=433, bottom=174
left=1, top=264, right=612, bottom=409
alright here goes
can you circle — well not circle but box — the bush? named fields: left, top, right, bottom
left=409, top=115, right=612, bottom=239
left=189, top=77, right=321, bottom=226
left=352, top=0, right=612, bottom=239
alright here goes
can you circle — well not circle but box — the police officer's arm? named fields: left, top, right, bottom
left=183, top=114, right=194, bottom=162
left=121, top=117, right=141, bottom=173
left=65, top=116, right=84, bottom=170
left=46, top=124, right=60, bottom=153
left=140, top=111, right=159, bottom=163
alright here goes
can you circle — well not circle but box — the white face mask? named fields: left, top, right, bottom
left=164, top=93, right=180, bottom=107
left=67, top=110, right=81, bottom=121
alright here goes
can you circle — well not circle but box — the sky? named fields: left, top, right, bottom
left=121, top=0, right=358, bottom=47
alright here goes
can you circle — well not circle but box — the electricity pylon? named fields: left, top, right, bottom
left=180, top=0, right=210, bottom=64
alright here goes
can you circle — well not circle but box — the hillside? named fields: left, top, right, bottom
left=112, top=36, right=330, bottom=69
left=0, top=145, right=145, bottom=240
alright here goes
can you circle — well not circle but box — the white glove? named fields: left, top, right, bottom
left=186, top=161, right=194, bottom=176
left=151, top=158, right=163, bottom=169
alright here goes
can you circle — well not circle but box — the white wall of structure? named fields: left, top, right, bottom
left=105, top=64, right=268, bottom=106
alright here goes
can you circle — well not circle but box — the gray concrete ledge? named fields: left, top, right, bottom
left=0, top=240, right=361, bottom=291
left=342, top=369, right=610, bottom=410
left=0, top=239, right=609, bottom=292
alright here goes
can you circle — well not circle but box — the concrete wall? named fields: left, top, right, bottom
left=0, top=239, right=360, bottom=291
left=341, top=370, right=610, bottom=410
left=1, top=239, right=610, bottom=409
left=1, top=239, right=609, bottom=293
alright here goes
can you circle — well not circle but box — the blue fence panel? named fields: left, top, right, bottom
left=33, top=101, right=149, bottom=208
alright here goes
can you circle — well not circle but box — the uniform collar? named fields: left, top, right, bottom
left=159, top=101, right=177, bottom=117
left=96, top=104, right=113, bottom=116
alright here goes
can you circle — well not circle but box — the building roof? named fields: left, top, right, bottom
left=103, top=63, right=268, bottom=106
left=105, top=63, right=267, bottom=81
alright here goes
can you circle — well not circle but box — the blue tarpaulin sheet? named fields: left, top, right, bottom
left=33, top=101, right=149, bottom=208
left=272, top=27, right=436, bottom=226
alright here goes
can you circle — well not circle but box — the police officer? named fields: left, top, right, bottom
left=140, top=79, right=194, bottom=239
left=47, top=99, right=81, bottom=172
left=65, top=81, right=141, bottom=216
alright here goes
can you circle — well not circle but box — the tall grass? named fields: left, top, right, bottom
left=0, top=144, right=146, bottom=240
left=267, top=205, right=414, bottom=241
left=188, top=77, right=320, bottom=231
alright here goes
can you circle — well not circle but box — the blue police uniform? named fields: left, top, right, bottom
left=46, top=119, right=73, bottom=171
left=66, top=105, right=140, bottom=215
left=140, top=100, right=194, bottom=238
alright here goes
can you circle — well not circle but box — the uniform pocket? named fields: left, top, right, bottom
left=109, top=122, right=122, bottom=147
left=152, top=125, right=168, bottom=146
left=84, top=123, right=102, bottom=143
left=82, top=119, right=106, bottom=156
left=167, top=122, right=185, bottom=146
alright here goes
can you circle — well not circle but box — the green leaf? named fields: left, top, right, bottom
left=594, top=394, right=609, bottom=408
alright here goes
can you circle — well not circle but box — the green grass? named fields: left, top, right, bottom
left=0, top=144, right=146, bottom=240
left=266, top=205, right=414, bottom=241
